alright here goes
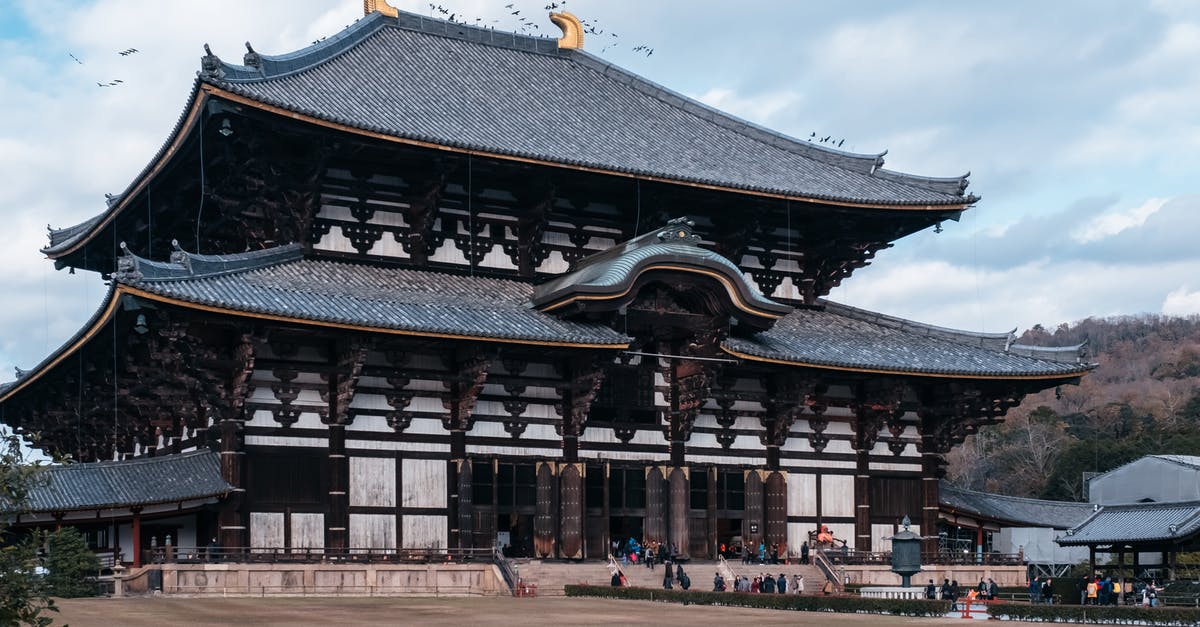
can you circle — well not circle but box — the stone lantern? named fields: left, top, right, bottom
left=889, top=515, right=922, bottom=588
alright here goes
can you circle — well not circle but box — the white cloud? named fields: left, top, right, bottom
left=693, top=87, right=803, bottom=130
left=1163, top=286, right=1200, bottom=316
left=1071, top=197, right=1168, bottom=243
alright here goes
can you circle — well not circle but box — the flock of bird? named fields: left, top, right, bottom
left=426, top=1, right=654, bottom=57
left=68, top=47, right=138, bottom=87
left=809, top=132, right=846, bottom=148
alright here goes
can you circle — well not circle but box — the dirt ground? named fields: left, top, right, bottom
left=55, top=595, right=961, bottom=626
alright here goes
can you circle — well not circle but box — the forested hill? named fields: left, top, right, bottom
left=946, top=314, right=1200, bottom=501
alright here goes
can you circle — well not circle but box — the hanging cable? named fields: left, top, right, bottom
left=195, top=115, right=206, bottom=254
left=468, top=155, right=474, bottom=277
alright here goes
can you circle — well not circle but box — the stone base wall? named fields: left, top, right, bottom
left=842, top=564, right=1027, bottom=587
left=140, top=563, right=507, bottom=596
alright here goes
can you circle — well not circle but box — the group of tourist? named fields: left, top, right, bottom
left=713, top=572, right=807, bottom=594
left=739, top=541, right=790, bottom=565
left=614, top=537, right=680, bottom=567
left=1079, top=575, right=1160, bottom=606
left=1027, top=577, right=1055, bottom=604
left=924, top=578, right=980, bottom=603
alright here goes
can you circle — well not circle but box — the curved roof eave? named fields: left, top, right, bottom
left=44, top=83, right=210, bottom=260
left=720, top=344, right=1094, bottom=381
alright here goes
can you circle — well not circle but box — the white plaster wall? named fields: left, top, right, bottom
left=292, top=513, right=325, bottom=549
left=821, top=475, right=855, bottom=517
left=350, top=514, right=397, bottom=550
left=789, top=473, right=818, bottom=517
left=350, top=457, right=396, bottom=507
left=824, top=523, right=857, bottom=550
left=402, top=515, right=447, bottom=549
left=402, top=459, right=447, bottom=508
left=251, top=512, right=284, bottom=549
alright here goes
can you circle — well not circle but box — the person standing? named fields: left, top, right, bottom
left=793, top=574, right=804, bottom=595
left=713, top=572, right=725, bottom=592
left=777, top=573, right=787, bottom=594
left=662, top=562, right=674, bottom=589
left=988, top=578, right=999, bottom=602
left=925, top=579, right=936, bottom=599
left=761, top=572, right=776, bottom=593
left=1086, top=577, right=1098, bottom=605
left=1041, top=578, right=1053, bottom=605
left=800, top=541, right=809, bottom=565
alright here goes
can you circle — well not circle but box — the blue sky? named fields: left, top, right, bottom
left=0, top=0, right=1198, bottom=380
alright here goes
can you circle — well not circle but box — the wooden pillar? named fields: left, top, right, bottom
left=706, top=466, right=718, bottom=559
left=326, top=425, right=348, bottom=552
left=456, top=459, right=473, bottom=550
left=976, top=525, right=984, bottom=560
left=918, top=435, right=943, bottom=556
left=668, top=467, right=690, bottom=560
left=131, top=508, right=143, bottom=568
left=217, top=416, right=246, bottom=550
left=1133, top=548, right=1141, bottom=578
left=1089, top=546, right=1096, bottom=576
left=53, top=513, right=63, bottom=531
left=855, top=447, right=871, bottom=551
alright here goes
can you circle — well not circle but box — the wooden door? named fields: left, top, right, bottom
left=534, top=461, right=556, bottom=558
left=644, top=466, right=666, bottom=544
left=560, top=464, right=584, bottom=559
left=457, top=459, right=473, bottom=549
left=765, top=471, right=788, bottom=549
left=743, top=470, right=764, bottom=548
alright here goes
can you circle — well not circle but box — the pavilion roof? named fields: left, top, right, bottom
left=1056, top=501, right=1200, bottom=547
left=202, top=11, right=973, bottom=207
left=939, top=481, right=1095, bottom=529
left=5, top=450, right=231, bottom=514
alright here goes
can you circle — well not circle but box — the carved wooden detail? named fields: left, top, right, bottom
left=440, top=348, right=493, bottom=432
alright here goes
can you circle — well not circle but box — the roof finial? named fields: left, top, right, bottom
left=364, top=0, right=398, bottom=18
left=549, top=11, right=584, bottom=49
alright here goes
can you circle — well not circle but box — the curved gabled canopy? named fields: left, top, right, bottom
left=532, top=217, right=792, bottom=330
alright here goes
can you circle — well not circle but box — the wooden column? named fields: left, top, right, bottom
left=326, top=425, right=349, bottom=552
left=668, top=467, right=690, bottom=560
left=131, top=507, right=143, bottom=568
left=217, top=416, right=246, bottom=550
left=917, top=414, right=945, bottom=556
left=706, top=466, right=718, bottom=558
left=855, top=446, right=871, bottom=551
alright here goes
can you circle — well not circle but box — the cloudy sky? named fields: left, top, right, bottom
left=0, top=0, right=1198, bottom=380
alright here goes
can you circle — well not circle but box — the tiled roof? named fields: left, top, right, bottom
left=7, top=451, right=231, bottom=513
left=724, top=301, right=1094, bottom=378
left=1057, top=501, right=1200, bottom=546
left=940, top=482, right=1094, bottom=529
left=115, top=246, right=629, bottom=347
left=202, top=11, right=972, bottom=207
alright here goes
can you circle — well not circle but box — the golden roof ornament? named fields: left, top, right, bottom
left=549, top=11, right=584, bottom=49
left=363, top=0, right=398, bottom=18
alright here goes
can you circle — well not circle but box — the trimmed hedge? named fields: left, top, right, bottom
left=564, top=585, right=951, bottom=617
left=988, top=602, right=1200, bottom=625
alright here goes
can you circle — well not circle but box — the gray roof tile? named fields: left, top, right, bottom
left=1057, top=501, right=1200, bottom=546
left=117, top=246, right=629, bottom=346
left=724, top=301, right=1094, bottom=378
left=205, top=11, right=973, bottom=207
left=8, top=450, right=231, bottom=513
left=940, top=481, right=1094, bottom=529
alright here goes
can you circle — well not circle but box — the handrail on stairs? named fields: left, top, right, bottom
left=716, top=555, right=737, bottom=589
left=812, top=547, right=844, bottom=594
left=606, top=553, right=628, bottom=586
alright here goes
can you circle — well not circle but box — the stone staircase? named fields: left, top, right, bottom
left=722, top=557, right=830, bottom=594
left=510, top=558, right=725, bottom=595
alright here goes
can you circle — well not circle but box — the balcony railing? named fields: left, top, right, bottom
left=821, top=547, right=1023, bottom=567
left=142, top=546, right=497, bottom=566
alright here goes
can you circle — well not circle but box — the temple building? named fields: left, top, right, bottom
left=1, top=4, right=1091, bottom=568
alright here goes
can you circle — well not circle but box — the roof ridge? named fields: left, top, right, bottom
left=114, top=241, right=305, bottom=284
left=49, top=449, right=213, bottom=471
left=821, top=299, right=1016, bottom=351
left=941, top=482, right=1091, bottom=507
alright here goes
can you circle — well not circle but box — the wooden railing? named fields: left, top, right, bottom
left=820, top=547, right=1023, bottom=566
left=812, top=548, right=844, bottom=594
left=143, top=546, right=497, bottom=565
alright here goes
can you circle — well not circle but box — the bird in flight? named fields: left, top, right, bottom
left=118, top=48, right=139, bottom=56
left=69, top=53, right=84, bottom=64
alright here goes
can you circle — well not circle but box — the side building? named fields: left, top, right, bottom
left=0, top=5, right=1092, bottom=568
